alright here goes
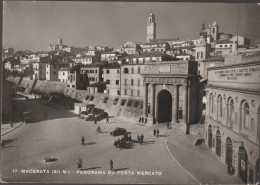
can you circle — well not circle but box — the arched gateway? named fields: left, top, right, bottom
left=141, top=61, right=200, bottom=133
left=157, top=90, right=172, bottom=123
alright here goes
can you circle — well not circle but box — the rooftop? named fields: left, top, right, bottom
left=215, top=40, right=233, bottom=44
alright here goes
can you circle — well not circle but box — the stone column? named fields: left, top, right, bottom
left=183, top=85, right=188, bottom=124
left=150, top=83, right=155, bottom=117
left=143, top=83, right=149, bottom=116
left=172, top=85, right=179, bottom=123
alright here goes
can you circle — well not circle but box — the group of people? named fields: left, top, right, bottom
left=114, top=133, right=132, bottom=149
left=153, top=129, right=160, bottom=137
left=77, top=159, right=114, bottom=171
left=137, top=134, right=144, bottom=144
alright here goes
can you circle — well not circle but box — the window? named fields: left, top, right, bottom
left=106, top=80, right=110, bottom=84
left=117, top=69, right=120, bottom=74
left=251, top=118, right=255, bottom=134
left=63, top=72, right=65, bottom=76
left=53, top=72, right=56, bottom=75
left=243, top=103, right=249, bottom=129
left=220, top=45, right=223, bottom=48
left=106, top=69, right=110, bottom=74
left=95, top=70, right=97, bottom=73
left=134, top=101, right=140, bottom=108
left=138, top=67, right=141, bottom=74
left=227, top=98, right=234, bottom=127
left=107, top=89, right=110, bottom=94
left=113, top=98, right=119, bottom=105
left=127, top=100, right=133, bottom=107
left=115, top=80, right=119, bottom=85
left=212, top=27, right=215, bottom=34
left=124, top=68, right=129, bottom=74
left=121, top=99, right=126, bottom=106
left=117, top=90, right=120, bottom=95
left=89, top=96, right=94, bottom=101
left=131, top=79, right=134, bottom=86
left=124, top=89, right=127, bottom=95
left=225, top=45, right=228, bottom=47
left=72, top=85, right=75, bottom=88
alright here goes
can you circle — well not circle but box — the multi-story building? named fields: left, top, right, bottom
left=67, top=70, right=88, bottom=90
left=119, top=41, right=142, bottom=55
left=140, top=42, right=170, bottom=53
left=72, top=55, right=100, bottom=65
left=204, top=54, right=259, bottom=184
left=102, top=64, right=121, bottom=96
left=230, top=36, right=250, bottom=48
left=46, top=60, right=70, bottom=81
left=58, top=68, right=70, bottom=83
left=80, top=64, right=103, bottom=85
left=195, top=35, right=211, bottom=61
left=32, top=61, right=47, bottom=80
left=124, top=51, right=175, bottom=64
left=120, top=64, right=145, bottom=99
left=101, top=52, right=119, bottom=61
left=214, top=40, right=235, bottom=56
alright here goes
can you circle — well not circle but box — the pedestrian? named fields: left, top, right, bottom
left=109, top=160, right=113, bottom=170
left=106, top=117, right=109, bottom=124
left=153, top=129, right=156, bottom=136
left=137, top=135, right=140, bottom=143
left=167, top=123, right=169, bottom=129
left=157, top=129, right=160, bottom=138
left=81, top=136, right=85, bottom=146
left=129, top=135, right=132, bottom=142
left=77, top=158, right=82, bottom=171
left=141, top=134, right=144, bottom=144
left=94, top=119, right=97, bottom=124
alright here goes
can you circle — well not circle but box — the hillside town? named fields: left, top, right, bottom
left=2, top=11, right=259, bottom=184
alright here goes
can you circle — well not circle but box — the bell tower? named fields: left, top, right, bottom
left=146, top=12, right=156, bottom=43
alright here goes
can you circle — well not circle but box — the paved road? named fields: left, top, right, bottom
left=1, top=99, right=198, bottom=184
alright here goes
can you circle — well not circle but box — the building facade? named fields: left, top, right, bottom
left=80, top=64, right=103, bottom=85
left=103, top=65, right=121, bottom=96
left=204, top=60, right=259, bottom=184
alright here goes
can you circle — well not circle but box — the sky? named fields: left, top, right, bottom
left=3, top=1, right=260, bottom=51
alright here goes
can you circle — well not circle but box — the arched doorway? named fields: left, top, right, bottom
left=216, top=130, right=221, bottom=157
left=208, top=125, right=212, bottom=149
left=256, top=159, right=259, bottom=183
left=226, top=137, right=233, bottom=165
left=157, top=90, right=172, bottom=123
left=238, top=146, right=248, bottom=183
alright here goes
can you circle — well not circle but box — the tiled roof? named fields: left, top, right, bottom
left=88, top=81, right=106, bottom=87
left=202, top=56, right=224, bottom=62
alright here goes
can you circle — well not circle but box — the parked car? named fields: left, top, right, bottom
left=94, top=112, right=109, bottom=119
left=78, top=111, right=88, bottom=119
left=110, top=127, right=127, bottom=136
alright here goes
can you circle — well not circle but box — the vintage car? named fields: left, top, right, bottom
left=78, top=111, right=88, bottom=119
left=94, top=112, right=109, bottom=120
left=110, top=127, right=127, bottom=136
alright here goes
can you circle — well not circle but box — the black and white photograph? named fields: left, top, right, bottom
left=1, top=1, right=260, bottom=184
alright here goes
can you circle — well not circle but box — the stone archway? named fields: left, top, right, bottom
left=226, top=137, right=233, bottom=165
left=216, top=130, right=221, bottom=157
left=238, top=146, right=248, bottom=183
left=208, top=125, right=212, bottom=149
left=157, top=90, right=172, bottom=123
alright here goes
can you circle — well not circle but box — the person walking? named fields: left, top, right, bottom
left=94, top=119, right=97, bottom=124
left=156, top=129, right=160, bottom=138
left=106, top=117, right=109, bottom=124
left=110, top=160, right=113, bottom=170
left=167, top=123, right=169, bottom=129
left=81, top=136, right=85, bottom=146
left=137, top=135, right=140, bottom=143
left=77, top=158, right=82, bottom=171
left=141, top=134, right=144, bottom=144
left=153, top=129, right=156, bottom=136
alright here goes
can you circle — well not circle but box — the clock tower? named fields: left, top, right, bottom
left=146, top=12, right=156, bottom=43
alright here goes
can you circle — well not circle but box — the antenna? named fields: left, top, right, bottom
left=237, top=11, right=239, bottom=44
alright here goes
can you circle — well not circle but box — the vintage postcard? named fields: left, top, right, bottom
left=1, top=1, right=259, bottom=184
